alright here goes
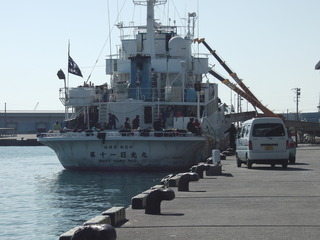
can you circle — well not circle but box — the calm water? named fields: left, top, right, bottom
left=0, top=146, right=168, bottom=240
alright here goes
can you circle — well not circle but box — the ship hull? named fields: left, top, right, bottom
left=39, top=132, right=205, bottom=171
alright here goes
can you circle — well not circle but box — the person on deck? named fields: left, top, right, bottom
left=187, top=118, right=197, bottom=135
left=153, top=118, right=163, bottom=131
left=193, top=118, right=201, bottom=135
left=132, top=115, right=140, bottom=129
left=124, top=117, right=131, bottom=130
left=108, top=113, right=119, bottom=129
left=53, top=121, right=61, bottom=131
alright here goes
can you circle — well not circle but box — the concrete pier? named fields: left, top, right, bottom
left=0, top=134, right=42, bottom=146
left=115, top=145, right=320, bottom=240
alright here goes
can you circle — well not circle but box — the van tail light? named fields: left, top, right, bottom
left=249, top=140, right=252, bottom=150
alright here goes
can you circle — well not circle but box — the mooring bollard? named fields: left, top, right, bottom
left=190, top=165, right=197, bottom=172
left=60, top=226, right=82, bottom=240
left=70, top=224, right=116, bottom=240
left=168, top=175, right=181, bottom=187
left=178, top=172, right=199, bottom=191
left=194, top=164, right=211, bottom=178
left=145, top=188, right=175, bottom=215
left=160, top=174, right=176, bottom=186
left=160, top=174, right=182, bottom=187
left=206, top=164, right=222, bottom=176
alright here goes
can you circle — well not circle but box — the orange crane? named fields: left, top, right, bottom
left=208, top=69, right=278, bottom=118
left=194, top=38, right=279, bottom=118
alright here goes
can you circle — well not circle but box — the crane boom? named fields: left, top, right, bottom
left=208, top=70, right=278, bottom=118
left=194, top=38, right=259, bottom=102
left=194, top=38, right=278, bottom=118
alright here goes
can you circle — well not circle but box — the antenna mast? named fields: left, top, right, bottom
left=133, top=0, right=167, bottom=58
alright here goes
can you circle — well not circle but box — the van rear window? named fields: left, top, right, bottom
left=252, top=123, right=285, bottom=137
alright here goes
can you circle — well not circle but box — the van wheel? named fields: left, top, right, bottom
left=282, top=163, right=288, bottom=169
left=271, top=163, right=275, bottom=168
left=236, top=154, right=241, bottom=167
left=237, top=160, right=241, bottom=168
left=289, top=157, right=296, bottom=164
left=246, top=156, right=252, bottom=169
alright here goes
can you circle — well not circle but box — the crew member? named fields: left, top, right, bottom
left=225, top=124, right=237, bottom=149
left=132, top=115, right=140, bottom=129
left=53, top=121, right=61, bottom=131
left=108, top=113, right=119, bottom=129
left=187, top=118, right=197, bottom=135
left=153, top=118, right=163, bottom=131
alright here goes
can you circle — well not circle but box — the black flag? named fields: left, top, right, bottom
left=68, top=56, right=83, bottom=77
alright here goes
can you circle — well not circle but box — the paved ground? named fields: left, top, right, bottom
left=116, top=145, right=320, bottom=240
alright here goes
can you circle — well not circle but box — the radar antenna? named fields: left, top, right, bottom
left=133, top=0, right=167, bottom=6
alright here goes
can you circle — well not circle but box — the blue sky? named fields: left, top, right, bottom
left=1, top=0, right=319, bottom=114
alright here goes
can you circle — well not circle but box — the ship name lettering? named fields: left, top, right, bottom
left=114, top=159, right=125, bottom=163
left=93, top=151, right=147, bottom=160
left=104, top=145, right=133, bottom=149
left=99, top=159, right=111, bottom=163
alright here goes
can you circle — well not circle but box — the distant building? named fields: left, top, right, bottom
left=0, top=111, right=65, bottom=134
left=284, top=112, right=320, bottom=123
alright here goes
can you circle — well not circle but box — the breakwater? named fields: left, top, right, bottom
left=0, top=134, right=42, bottom=146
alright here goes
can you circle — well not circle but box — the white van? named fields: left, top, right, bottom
left=236, top=117, right=289, bottom=169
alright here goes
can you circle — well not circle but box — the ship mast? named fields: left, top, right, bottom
left=133, top=0, right=167, bottom=58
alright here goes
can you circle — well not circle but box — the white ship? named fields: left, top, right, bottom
left=38, top=0, right=229, bottom=171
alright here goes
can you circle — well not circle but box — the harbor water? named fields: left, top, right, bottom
left=0, top=146, right=168, bottom=240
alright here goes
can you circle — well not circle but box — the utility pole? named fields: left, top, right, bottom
left=293, top=88, right=301, bottom=121
left=292, top=88, right=301, bottom=145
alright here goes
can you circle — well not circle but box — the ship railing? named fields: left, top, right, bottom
left=38, top=129, right=198, bottom=138
left=37, top=131, right=91, bottom=139
left=118, top=129, right=195, bottom=137
left=59, top=85, right=208, bottom=106
left=108, top=86, right=206, bottom=103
